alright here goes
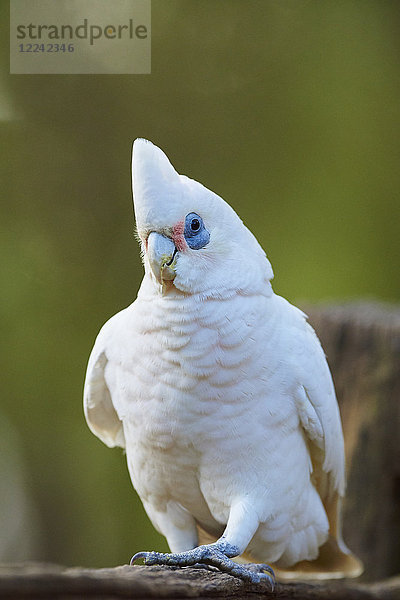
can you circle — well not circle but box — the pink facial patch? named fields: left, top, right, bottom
left=172, top=220, right=187, bottom=252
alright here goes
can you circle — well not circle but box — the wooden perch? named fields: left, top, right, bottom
left=1, top=563, right=400, bottom=599
left=1, top=302, right=399, bottom=598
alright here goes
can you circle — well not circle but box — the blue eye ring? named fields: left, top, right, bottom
left=184, top=213, right=210, bottom=249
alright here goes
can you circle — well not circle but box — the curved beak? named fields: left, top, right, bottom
left=147, top=232, right=177, bottom=284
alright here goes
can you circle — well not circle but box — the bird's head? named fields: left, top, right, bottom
left=132, top=139, right=273, bottom=297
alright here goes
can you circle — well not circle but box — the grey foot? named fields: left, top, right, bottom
left=130, top=540, right=275, bottom=587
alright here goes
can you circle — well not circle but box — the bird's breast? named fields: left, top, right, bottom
left=115, top=288, right=289, bottom=454
left=114, top=288, right=308, bottom=521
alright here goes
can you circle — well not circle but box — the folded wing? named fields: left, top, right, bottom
left=84, top=327, right=125, bottom=449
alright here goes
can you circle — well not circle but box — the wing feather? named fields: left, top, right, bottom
left=286, top=309, right=362, bottom=578
left=296, top=319, right=345, bottom=498
left=83, top=325, right=125, bottom=449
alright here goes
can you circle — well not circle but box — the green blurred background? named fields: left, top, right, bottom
left=0, top=0, right=399, bottom=567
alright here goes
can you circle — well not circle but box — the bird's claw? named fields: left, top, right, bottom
left=243, top=561, right=275, bottom=576
left=130, top=551, right=149, bottom=565
left=240, top=562, right=275, bottom=585
left=130, top=543, right=275, bottom=588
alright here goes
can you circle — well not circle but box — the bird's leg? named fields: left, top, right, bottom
left=131, top=501, right=275, bottom=588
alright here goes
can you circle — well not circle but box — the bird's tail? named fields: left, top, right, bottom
left=270, top=534, right=363, bottom=581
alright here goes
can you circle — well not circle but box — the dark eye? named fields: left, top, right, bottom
left=190, top=218, right=200, bottom=232
left=184, top=213, right=210, bottom=250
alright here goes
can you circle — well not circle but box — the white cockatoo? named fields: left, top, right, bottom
left=84, top=139, right=362, bottom=585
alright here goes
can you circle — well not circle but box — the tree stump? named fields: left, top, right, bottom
left=306, top=302, right=400, bottom=581
left=0, top=302, right=399, bottom=598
